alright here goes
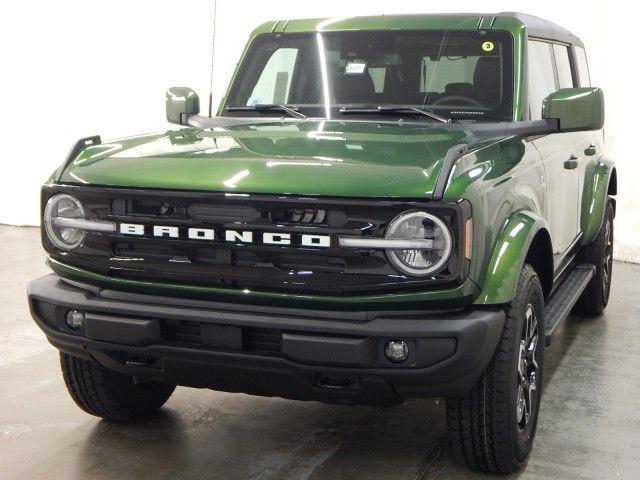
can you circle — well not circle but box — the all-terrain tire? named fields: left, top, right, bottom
left=573, top=199, right=614, bottom=316
left=446, top=264, right=545, bottom=473
left=60, top=353, right=176, bottom=421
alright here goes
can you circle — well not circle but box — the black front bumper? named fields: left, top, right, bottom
left=28, top=274, right=504, bottom=406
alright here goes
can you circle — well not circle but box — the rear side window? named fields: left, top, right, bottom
left=553, top=44, right=575, bottom=88
left=528, top=40, right=557, bottom=120
left=575, top=46, right=591, bottom=87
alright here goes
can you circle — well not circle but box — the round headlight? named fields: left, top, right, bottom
left=385, top=211, right=453, bottom=277
left=44, top=194, right=86, bottom=250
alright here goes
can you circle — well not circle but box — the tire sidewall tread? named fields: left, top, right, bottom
left=60, top=353, right=175, bottom=422
left=573, top=199, right=614, bottom=316
left=446, top=263, right=545, bottom=474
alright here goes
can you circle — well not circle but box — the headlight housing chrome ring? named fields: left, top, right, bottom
left=384, top=210, right=453, bottom=277
left=44, top=194, right=86, bottom=251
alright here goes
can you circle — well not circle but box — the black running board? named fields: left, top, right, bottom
left=544, top=264, right=595, bottom=346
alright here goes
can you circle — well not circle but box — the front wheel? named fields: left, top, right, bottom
left=60, top=353, right=176, bottom=422
left=446, top=264, right=545, bottom=473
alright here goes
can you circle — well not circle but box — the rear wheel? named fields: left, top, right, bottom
left=60, top=353, right=175, bottom=421
left=573, top=199, right=614, bottom=315
left=446, top=264, right=544, bottom=473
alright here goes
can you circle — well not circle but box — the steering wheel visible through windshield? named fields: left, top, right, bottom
left=224, top=29, right=514, bottom=122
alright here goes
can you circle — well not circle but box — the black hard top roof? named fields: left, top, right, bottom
left=496, top=12, right=584, bottom=46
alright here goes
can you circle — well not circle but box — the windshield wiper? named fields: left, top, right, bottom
left=340, top=106, right=452, bottom=123
left=225, top=104, right=307, bottom=119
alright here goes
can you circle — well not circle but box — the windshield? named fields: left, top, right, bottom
left=224, top=30, right=514, bottom=122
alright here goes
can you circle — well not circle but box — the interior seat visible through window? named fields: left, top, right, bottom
left=473, top=56, right=501, bottom=107
left=332, top=69, right=376, bottom=104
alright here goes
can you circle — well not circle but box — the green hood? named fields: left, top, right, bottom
left=60, top=120, right=483, bottom=198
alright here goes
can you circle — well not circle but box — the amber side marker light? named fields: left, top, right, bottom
left=464, top=219, right=473, bottom=260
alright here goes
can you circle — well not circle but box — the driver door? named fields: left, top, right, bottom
left=528, top=40, right=580, bottom=262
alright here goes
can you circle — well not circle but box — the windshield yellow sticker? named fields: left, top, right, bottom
left=482, top=41, right=495, bottom=52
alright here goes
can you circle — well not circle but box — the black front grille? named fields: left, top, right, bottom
left=42, top=185, right=470, bottom=295
left=282, top=208, right=327, bottom=224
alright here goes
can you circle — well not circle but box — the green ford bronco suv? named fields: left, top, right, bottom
left=28, top=12, right=615, bottom=473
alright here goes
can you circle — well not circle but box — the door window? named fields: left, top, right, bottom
left=575, top=47, right=591, bottom=87
left=553, top=44, right=575, bottom=88
left=528, top=40, right=557, bottom=120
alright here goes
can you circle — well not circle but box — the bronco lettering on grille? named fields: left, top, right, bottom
left=119, top=223, right=331, bottom=248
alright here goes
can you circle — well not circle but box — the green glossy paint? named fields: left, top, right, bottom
left=166, top=87, right=200, bottom=124
left=60, top=122, right=479, bottom=198
left=580, top=158, right=615, bottom=245
left=474, top=211, right=546, bottom=304
left=48, top=13, right=615, bottom=308
left=492, top=17, right=527, bottom=121
left=543, top=88, right=605, bottom=132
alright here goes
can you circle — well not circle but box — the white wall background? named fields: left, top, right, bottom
left=1, top=0, right=637, bottom=262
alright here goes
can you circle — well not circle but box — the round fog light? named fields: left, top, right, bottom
left=385, top=340, right=409, bottom=363
left=65, top=310, right=85, bottom=330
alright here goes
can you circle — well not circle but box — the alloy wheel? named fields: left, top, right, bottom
left=602, top=217, right=613, bottom=299
left=516, top=304, right=539, bottom=431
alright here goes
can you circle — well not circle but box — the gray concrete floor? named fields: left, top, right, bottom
left=1, top=225, right=639, bottom=480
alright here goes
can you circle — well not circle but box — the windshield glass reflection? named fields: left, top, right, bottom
left=224, top=29, right=514, bottom=122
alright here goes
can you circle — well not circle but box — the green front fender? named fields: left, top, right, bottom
left=474, top=211, right=548, bottom=305
left=580, top=159, right=615, bottom=246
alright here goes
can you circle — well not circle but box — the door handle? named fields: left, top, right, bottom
left=584, top=145, right=597, bottom=156
left=564, top=155, right=578, bottom=170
